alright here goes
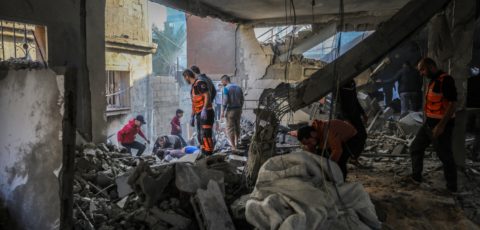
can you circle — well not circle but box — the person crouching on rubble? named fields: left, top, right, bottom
left=117, top=115, right=150, bottom=156
left=295, top=119, right=362, bottom=179
left=152, top=135, right=184, bottom=156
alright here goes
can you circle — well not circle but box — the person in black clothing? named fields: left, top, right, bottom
left=379, top=61, right=423, bottom=117
left=338, top=80, right=368, bottom=162
left=409, top=58, right=457, bottom=192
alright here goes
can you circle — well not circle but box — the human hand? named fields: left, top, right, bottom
left=221, top=112, right=225, bottom=119
left=201, top=108, right=207, bottom=120
left=146, top=139, right=151, bottom=144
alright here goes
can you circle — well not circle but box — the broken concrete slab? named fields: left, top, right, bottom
left=175, top=163, right=225, bottom=194
left=398, top=112, right=423, bottom=136
left=116, top=196, right=129, bottom=209
left=150, top=207, right=192, bottom=229
left=173, top=152, right=201, bottom=163
left=193, top=180, right=235, bottom=230
left=116, top=172, right=133, bottom=198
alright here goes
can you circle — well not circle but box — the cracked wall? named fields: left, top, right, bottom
left=0, top=0, right=107, bottom=143
left=0, top=69, right=63, bottom=230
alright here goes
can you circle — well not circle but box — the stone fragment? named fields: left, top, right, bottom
left=116, top=172, right=134, bottom=198
left=193, top=180, right=235, bottom=230
left=175, top=163, right=224, bottom=194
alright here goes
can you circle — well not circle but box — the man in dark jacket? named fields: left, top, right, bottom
left=380, top=61, right=423, bottom=117
left=338, top=80, right=367, bottom=161
left=117, top=115, right=150, bottom=156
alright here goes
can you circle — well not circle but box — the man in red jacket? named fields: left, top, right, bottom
left=117, top=115, right=150, bottom=156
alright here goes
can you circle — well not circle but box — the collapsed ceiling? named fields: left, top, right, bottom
left=151, top=0, right=411, bottom=27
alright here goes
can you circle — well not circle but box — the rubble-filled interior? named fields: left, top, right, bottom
left=1, top=0, right=480, bottom=229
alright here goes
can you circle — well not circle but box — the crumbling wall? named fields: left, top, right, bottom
left=234, top=25, right=324, bottom=123
left=0, top=69, right=63, bottom=229
left=151, top=76, right=181, bottom=137
left=0, top=0, right=107, bottom=143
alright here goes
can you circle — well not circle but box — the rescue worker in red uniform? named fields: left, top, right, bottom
left=183, top=69, right=215, bottom=155
left=409, top=57, right=457, bottom=192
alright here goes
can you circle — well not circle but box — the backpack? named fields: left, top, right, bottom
left=198, top=74, right=216, bottom=103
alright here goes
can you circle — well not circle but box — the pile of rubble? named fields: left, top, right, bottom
left=73, top=143, right=250, bottom=230
left=214, top=117, right=299, bottom=156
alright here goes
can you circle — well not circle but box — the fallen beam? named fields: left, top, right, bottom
left=278, top=22, right=337, bottom=62
left=287, top=0, right=452, bottom=111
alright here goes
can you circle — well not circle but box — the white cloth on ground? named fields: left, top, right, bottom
left=245, top=150, right=381, bottom=230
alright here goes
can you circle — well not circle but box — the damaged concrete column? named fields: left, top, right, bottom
left=428, top=0, right=476, bottom=167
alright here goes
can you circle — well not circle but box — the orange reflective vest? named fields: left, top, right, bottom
left=425, top=73, right=453, bottom=119
left=191, top=79, right=212, bottom=114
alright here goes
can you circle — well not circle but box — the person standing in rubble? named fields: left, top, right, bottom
left=408, top=58, right=457, bottom=192
left=377, top=61, right=423, bottom=117
left=295, top=119, right=362, bottom=179
left=183, top=69, right=215, bottom=155
left=220, top=75, right=244, bottom=151
left=117, top=115, right=150, bottom=156
left=171, top=109, right=187, bottom=146
left=338, top=80, right=368, bottom=163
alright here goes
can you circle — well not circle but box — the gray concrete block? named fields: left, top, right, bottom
left=116, top=172, right=134, bottom=198
left=194, top=180, right=235, bottom=230
left=175, top=164, right=224, bottom=194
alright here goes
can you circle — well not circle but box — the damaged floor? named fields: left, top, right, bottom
left=350, top=156, right=480, bottom=230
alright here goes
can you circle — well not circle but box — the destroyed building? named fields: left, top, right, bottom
left=1, top=0, right=480, bottom=229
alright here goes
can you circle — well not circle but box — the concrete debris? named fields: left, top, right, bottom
left=192, top=180, right=236, bottom=230
left=391, top=144, right=406, bottom=155
left=73, top=143, right=247, bottom=229
left=175, top=163, right=224, bottom=194
left=115, top=172, right=133, bottom=198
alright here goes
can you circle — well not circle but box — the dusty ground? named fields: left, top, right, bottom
left=349, top=156, right=480, bottom=230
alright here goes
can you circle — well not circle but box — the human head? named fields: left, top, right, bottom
left=176, top=109, right=184, bottom=118
left=220, top=75, right=230, bottom=86
left=297, top=125, right=318, bottom=150
left=158, top=136, right=167, bottom=148
left=135, top=115, right=146, bottom=126
left=190, top=65, right=201, bottom=75
left=417, top=58, right=438, bottom=79
left=182, top=69, right=196, bottom=84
